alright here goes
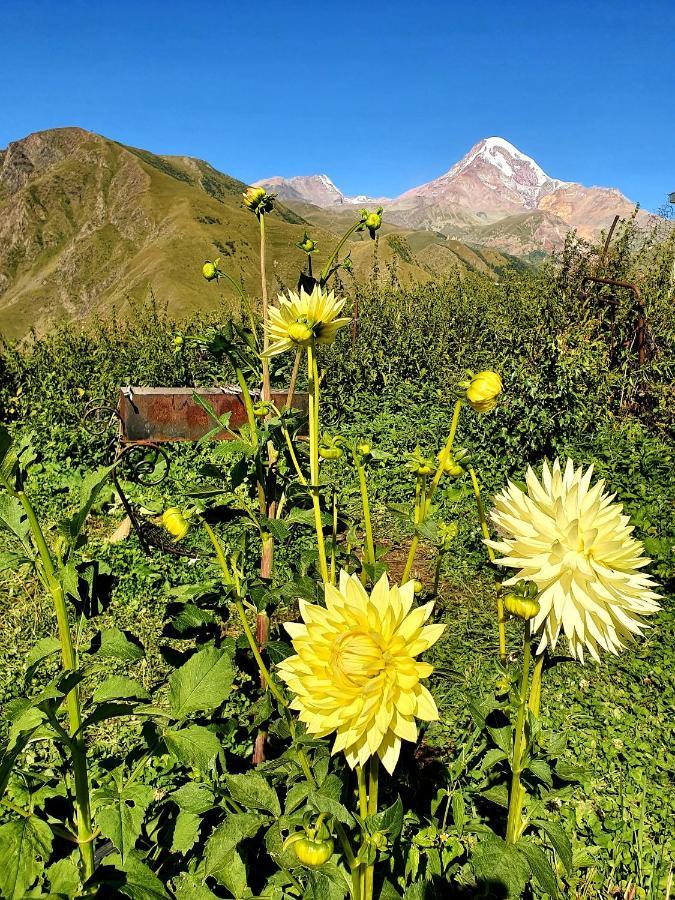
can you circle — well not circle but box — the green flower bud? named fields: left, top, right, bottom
left=202, top=261, right=218, bottom=281
left=297, top=233, right=318, bottom=254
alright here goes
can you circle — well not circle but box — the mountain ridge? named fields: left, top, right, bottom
left=0, top=127, right=519, bottom=339
left=257, top=136, right=646, bottom=244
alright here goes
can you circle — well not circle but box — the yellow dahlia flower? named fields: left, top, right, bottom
left=487, top=459, right=661, bottom=662
left=265, top=286, right=351, bottom=357
left=277, top=571, right=445, bottom=774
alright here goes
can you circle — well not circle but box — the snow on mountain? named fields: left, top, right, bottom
left=256, top=174, right=388, bottom=208
left=257, top=137, right=642, bottom=250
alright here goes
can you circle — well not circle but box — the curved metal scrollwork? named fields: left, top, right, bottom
left=117, top=441, right=171, bottom=487
left=82, top=399, right=120, bottom=438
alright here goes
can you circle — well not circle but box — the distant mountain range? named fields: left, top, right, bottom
left=258, top=136, right=648, bottom=254
left=0, top=128, right=522, bottom=338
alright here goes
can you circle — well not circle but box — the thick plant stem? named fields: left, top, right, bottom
left=402, top=400, right=463, bottom=582
left=469, top=466, right=507, bottom=664
left=17, top=491, right=95, bottom=878
left=506, top=632, right=532, bottom=845
left=307, top=343, right=330, bottom=583
left=528, top=650, right=544, bottom=716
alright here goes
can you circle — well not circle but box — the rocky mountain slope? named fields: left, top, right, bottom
left=259, top=137, right=646, bottom=251
left=0, top=129, right=516, bottom=339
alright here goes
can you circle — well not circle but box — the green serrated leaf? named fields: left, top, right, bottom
left=0, top=815, right=53, bottom=899
left=534, top=819, right=572, bottom=873
left=93, top=676, right=150, bottom=704
left=171, top=809, right=202, bottom=854
left=517, top=839, right=559, bottom=897
left=93, top=781, right=154, bottom=862
left=224, top=773, right=281, bottom=817
left=46, top=854, right=81, bottom=897
left=205, top=813, right=264, bottom=882
left=471, top=836, right=530, bottom=899
left=170, top=782, right=215, bottom=814
left=168, top=645, right=234, bottom=719
left=527, top=758, right=553, bottom=787
left=96, top=628, right=145, bottom=661
left=164, top=725, right=221, bottom=771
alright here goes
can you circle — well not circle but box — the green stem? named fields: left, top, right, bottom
left=506, top=632, right=532, bottom=844
left=331, top=491, right=338, bottom=586
left=402, top=400, right=463, bottom=582
left=285, top=349, right=301, bottom=411
left=528, top=649, right=544, bottom=716
left=16, top=490, right=95, bottom=878
left=259, top=214, right=271, bottom=403
left=363, top=756, right=379, bottom=899
left=319, top=220, right=362, bottom=285
left=356, top=454, right=375, bottom=577
left=201, top=519, right=287, bottom=707
left=469, top=466, right=507, bottom=664
left=307, top=343, right=329, bottom=583
left=235, top=368, right=258, bottom=448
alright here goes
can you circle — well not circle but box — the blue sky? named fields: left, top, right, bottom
left=1, top=0, right=673, bottom=210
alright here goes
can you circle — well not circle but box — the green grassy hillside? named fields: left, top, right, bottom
left=0, top=129, right=524, bottom=340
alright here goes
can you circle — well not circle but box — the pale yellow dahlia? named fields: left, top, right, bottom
left=487, top=459, right=661, bottom=662
left=265, top=287, right=351, bottom=357
left=277, top=571, right=445, bottom=774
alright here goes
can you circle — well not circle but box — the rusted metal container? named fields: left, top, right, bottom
left=118, top=386, right=307, bottom=442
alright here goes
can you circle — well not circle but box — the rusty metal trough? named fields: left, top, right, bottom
left=118, top=386, right=307, bottom=442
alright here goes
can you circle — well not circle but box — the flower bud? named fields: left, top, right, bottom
left=413, top=579, right=423, bottom=594
left=357, top=442, right=372, bottom=458
left=202, top=261, right=218, bottom=281
left=503, top=593, right=540, bottom=621
left=253, top=401, right=272, bottom=417
left=297, top=233, right=318, bottom=254
left=437, top=451, right=464, bottom=477
left=438, top=521, right=458, bottom=550
left=161, top=507, right=189, bottom=542
left=361, top=207, right=383, bottom=239
left=243, top=185, right=274, bottom=216
left=287, top=320, right=315, bottom=344
left=319, top=445, right=343, bottom=460
left=463, top=371, right=502, bottom=413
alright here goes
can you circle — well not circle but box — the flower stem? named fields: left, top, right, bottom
left=307, top=342, right=329, bottom=583
left=468, top=465, right=507, bottom=664
left=364, top=756, right=379, bottom=900
left=506, top=631, right=532, bottom=845
left=402, top=400, right=463, bottom=583
left=285, top=349, right=301, bottom=411
left=201, top=519, right=287, bottom=707
left=331, top=491, right=338, bottom=586
left=259, top=214, right=271, bottom=403
left=355, top=453, right=375, bottom=580
left=319, top=220, right=362, bottom=285
left=528, top=648, right=544, bottom=716
left=16, top=490, right=95, bottom=878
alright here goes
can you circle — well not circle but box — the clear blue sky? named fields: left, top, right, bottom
left=1, top=0, right=673, bottom=211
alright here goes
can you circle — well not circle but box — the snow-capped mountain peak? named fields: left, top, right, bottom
left=438, top=136, right=568, bottom=209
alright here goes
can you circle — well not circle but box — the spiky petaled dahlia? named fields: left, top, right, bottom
left=277, top=571, right=445, bottom=774
left=265, top=286, right=351, bottom=357
left=487, top=459, right=661, bottom=662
